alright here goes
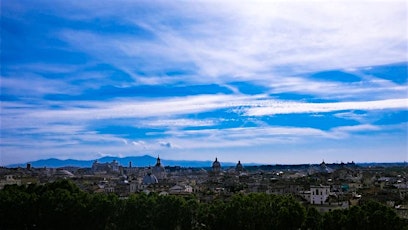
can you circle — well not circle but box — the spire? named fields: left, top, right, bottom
left=156, top=155, right=161, bottom=166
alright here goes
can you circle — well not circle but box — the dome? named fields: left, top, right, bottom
left=53, top=169, right=74, bottom=178
left=143, top=173, right=158, bottom=185
left=235, top=161, right=244, bottom=172
left=153, top=166, right=165, bottom=173
left=212, top=157, right=221, bottom=173
left=152, top=156, right=166, bottom=180
left=315, top=160, right=333, bottom=174
left=154, top=156, right=165, bottom=170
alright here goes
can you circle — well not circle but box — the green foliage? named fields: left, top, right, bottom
left=320, top=200, right=405, bottom=230
left=0, top=180, right=406, bottom=230
left=303, top=207, right=323, bottom=230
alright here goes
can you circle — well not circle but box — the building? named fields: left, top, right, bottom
left=169, top=184, right=193, bottom=195
left=152, top=156, right=166, bottom=180
left=124, top=161, right=139, bottom=176
left=310, top=185, right=330, bottom=205
left=235, top=161, right=244, bottom=173
left=212, top=157, right=221, bottom=173
left=51, top=169, right=75, bottom=179
left=143, top=173, right=158, bottom=185
left=0, top=175, right=21, bottom=189
left=92, top=160, right=120, bottom=174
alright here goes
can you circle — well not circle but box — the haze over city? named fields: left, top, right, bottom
left=1, top=0, right=407, bottom=166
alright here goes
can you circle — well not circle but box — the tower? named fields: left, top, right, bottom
left=212, top=157, right=221, bottom=173
left=152, top=156, right=166, bottom=180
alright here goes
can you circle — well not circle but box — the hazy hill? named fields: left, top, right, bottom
left=8, top=156, right=406, bottom=169
left=8, top=155, right=237, bottom=168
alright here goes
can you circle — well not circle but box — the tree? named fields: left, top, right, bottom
left=1, top=181, right=406, bottom=230
left=303, top=207, right=323, bottom=230
left=323, top=209, right=348, bottom=230
left=361, top=200, right=402, bottom=230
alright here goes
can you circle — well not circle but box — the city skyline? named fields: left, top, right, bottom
left=1, top=0, right=407, bottom=166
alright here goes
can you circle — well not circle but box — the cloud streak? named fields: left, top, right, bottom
left=1, top=0, right=407, bottom=165
left=50, top=1, right=407, bottom=84
left=246, top=98, right=408, bottom=116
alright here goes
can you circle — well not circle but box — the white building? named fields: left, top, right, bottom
left=310, top=185, right=330, bottom=205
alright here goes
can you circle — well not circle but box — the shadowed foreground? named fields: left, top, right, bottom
left=0, top=180, right=406, bottom=230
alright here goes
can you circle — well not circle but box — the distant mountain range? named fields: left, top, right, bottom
left=7, top=155, right=407, bottom=169
left=7, top=155, right=239, bottom=168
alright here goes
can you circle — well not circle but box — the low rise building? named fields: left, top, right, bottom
left=0, top=175, right=21, bottom=189
left=310, top=185, right=330, bottom=205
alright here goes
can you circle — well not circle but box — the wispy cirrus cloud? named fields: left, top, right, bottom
left=265, top=74, right=408, bottom=100
left=246, top=98, right=408, bottom=116
left=145, top=118, right=216, bottom=128
left=1, top=0, right=407, bottom=165
left=4, top=96, right=403, bottom=124
left=51, top=1, right=407, bottom=82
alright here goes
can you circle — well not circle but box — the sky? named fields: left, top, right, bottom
left=1, top=0, right=407, bottom=166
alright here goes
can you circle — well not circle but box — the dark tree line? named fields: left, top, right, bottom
left=0, top=180, right=406, bottom=230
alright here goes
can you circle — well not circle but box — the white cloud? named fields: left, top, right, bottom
left=246, top=98, right=408, bottom=116
left=55, top=1, right=407, bottom=84
left=1, top=114, right=405, bottom=165
left=1, top=0, right=407, bottom=165
left=145, top=122, right=406, bottom=151
left=334, top=111, right=368, bottom=123
left=0, top=75, right=75, bottom=96
left=28, top=94, right=261, bottom=120
left=132, top=140, right=146, bottom=147
left=3, top=95, right=407, bottom=135
left=332, top=124, right=380, bottom=132
left=265, top=74, right=408, bottom=100
left=145, top=118, right=216, bottom=127
left=161, top=126, right=334, bottom=149
left=6, top=0, right=405, bottom=100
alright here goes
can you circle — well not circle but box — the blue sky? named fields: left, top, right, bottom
left=1, top=0, right=407, bottom=166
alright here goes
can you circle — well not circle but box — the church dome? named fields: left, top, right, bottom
left=152, top=156, right=166, bottom=180
left=235, top=160, right=244, bottom=172
left=318, top=160, right=333, bottom=174
left=212, top=157, right=221, bottom=173
left=53, top=169, right=75, bottom=178
left=154, top=156, right=165, bottom=170
left=143, top=173, right=158, bottom=184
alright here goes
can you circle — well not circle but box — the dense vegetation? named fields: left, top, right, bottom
left=0, top=180, right=406, bottom=230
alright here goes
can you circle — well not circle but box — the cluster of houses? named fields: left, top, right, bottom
left=1, top=157, right=407, bottom=218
